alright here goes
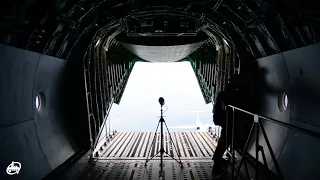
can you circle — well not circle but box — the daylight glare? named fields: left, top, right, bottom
left=107, top=61, right=215, bottom=132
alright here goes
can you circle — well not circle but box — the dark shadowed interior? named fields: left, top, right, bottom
left=1, top=0, right=320, bottom=179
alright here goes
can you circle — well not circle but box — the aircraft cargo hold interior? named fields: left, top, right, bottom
left=1, top=0, right=320, bottom=180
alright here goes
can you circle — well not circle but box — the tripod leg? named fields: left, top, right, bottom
left=164, top=151, right=182, bottom=164
left=164, top=121, right=182, bottom=158
left=146, top=150, right=161, bottom=163
left=145, top=121, right=160, bottom=166
left=163, top=121, right=183, bottom=168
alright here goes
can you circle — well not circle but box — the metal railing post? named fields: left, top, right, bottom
left=228, top=105, right=320, bottom=140
left=227, top=105, right=299, bottom=180
left=244, top=158, right=251, bottom=179
left=225, top=104, right=320, bottom=180
left=254, top=115, right=259, bottom=180
left=258, top=121, right=284, bottom=179
left=231, top=107, right=235, bottom=179
left=225, top=105, right=229, bottom=160
left=234, top=117, right=255, bottom=179
left=259, top=145, right=269, bottom=169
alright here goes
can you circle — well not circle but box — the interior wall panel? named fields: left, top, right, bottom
left=282, top=43, right=320, bottom=126
left=254, top=43, right=320, bottom=180
left=0, top=45, right=88, bottom=180
left=276, top=119, right=320, bottom=180
left=33, top=55, right=76, bottom=169
left=0, top=45, right=52, bottom=180
left=0, top=45, right=39, bottom=127
left=253, top=53, right=290, bottom=169
left=275, top=43, right=320, bottom=180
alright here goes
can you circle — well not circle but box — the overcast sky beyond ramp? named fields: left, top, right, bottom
left=109, top=61, right=214, bottom=132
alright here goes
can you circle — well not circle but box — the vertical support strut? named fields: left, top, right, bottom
left=234, top=112, right=284, bottom=180
left=235, top=120, right=255, bottom=179
left=259, top=145, right=269, bottom=169
left=255, top=115, right=259, bottom=180
left=231, top=107, right=235, bottom=179
left=258, top=121, right=284, bottom=179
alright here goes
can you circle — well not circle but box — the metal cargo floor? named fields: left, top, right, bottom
left=52, top=132, right=235, bottom=180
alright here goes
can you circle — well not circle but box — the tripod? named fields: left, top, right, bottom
left=145, top=103, right=183, bottom=179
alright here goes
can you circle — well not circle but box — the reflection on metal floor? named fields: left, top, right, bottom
left=95, top=132, right=218, bottom=160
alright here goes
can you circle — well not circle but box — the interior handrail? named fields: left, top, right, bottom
left=227, top=105, right=320, bottom=140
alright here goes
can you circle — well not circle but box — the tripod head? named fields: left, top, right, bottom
left=158, top=97, right=165, bottom=106
left=159, top=97, right=165, bottom=120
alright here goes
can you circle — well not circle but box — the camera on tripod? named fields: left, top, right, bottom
left=145, top=97, right=183, bottom=179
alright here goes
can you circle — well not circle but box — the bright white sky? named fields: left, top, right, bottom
left=106, top=61, right=215, bottom=132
